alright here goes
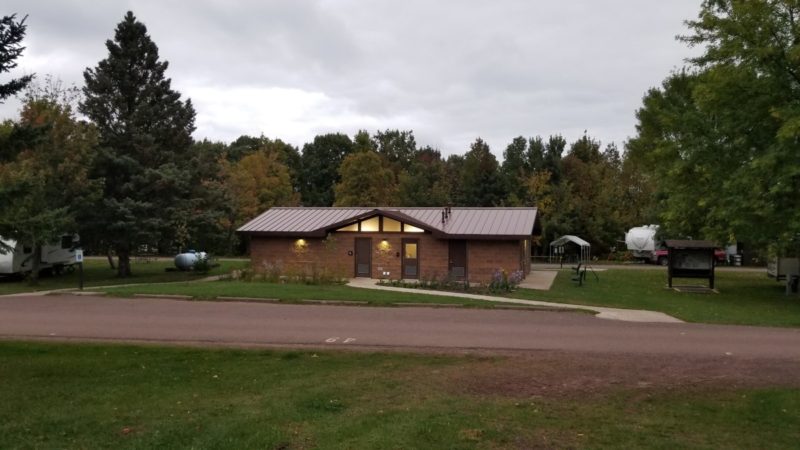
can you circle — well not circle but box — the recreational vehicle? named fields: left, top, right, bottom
left=0, top=235, right=80, bottom=276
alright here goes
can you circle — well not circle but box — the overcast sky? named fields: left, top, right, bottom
left=2, top=0, right=702, bottom=157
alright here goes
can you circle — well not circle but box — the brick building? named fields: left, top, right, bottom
left=238, top=207, right=540, bottom=283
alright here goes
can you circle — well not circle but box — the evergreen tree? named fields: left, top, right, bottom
left=543, top=135, right=566, bottom=183
left=501, top=136, right=530, bottom=205
left=352, top=130, right=376, bottom=153
left=0, top=14, right=33, bottom=102
left=526, top=136, right=546, bottom=172
left=299, top=133, right=354, bottom=206
left=458, top=138, right=506, bottom=206
left=79, top=11, right=196, bottom=277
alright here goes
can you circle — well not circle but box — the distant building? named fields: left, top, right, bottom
left=238, top=207, right=540, bottom=282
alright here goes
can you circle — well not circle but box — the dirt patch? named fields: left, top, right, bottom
left=443, top=350, right=800, bottom=399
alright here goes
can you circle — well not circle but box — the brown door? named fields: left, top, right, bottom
left=449, top=240, right=467, bottom=280
left=402, top=238, right=419, bottom=279
left=354, top=238, right=372, bottom=277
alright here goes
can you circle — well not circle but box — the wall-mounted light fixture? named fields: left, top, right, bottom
left=293, top=239, right=308, bottom=253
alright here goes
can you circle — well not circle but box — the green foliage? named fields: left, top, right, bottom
left=0, top=80, right=100, bottom=282
left=627, top=1, right=800, bottom=251
left=299, top=133, right=354, bottom=206
left=373, top=129, right=417, bottom=170
left=500, top=136, right=530, bottom=205
left=225, top=135, right=301, bottom=190
left=334, top=150, right=397, bottom=206
left=397, top=147, right=453, bottom=206
left=191, top=253, right=211, bottom=273
left=79, top=11, right=197, bottom=276
left=457, top=138, right=506, bottom=206
left=219, top=149, right=298, bottom=252
left=0, top=14, right=33, bottom=102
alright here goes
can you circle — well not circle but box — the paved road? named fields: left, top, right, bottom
left=1, top=294, right=798, bottom=359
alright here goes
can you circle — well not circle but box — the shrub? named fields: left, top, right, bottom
left=192, top=254, right=211, bottom=273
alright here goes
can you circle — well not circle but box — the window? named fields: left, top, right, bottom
left=404, top=242, right=417, bottom=259
left=334, top=216, right=427, bottom=233
left=383, top=217, right=401, bottom=232
left=61, top=235, right=73, bottom=249
left=403, top=224, right=424, bottom=233
left=360, top=217, right=380, bottom=232
left=336, top=223, right=359, bottom=232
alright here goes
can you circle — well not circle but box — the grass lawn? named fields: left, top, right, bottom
left=101, top=280, right=514, bottom=308
left=1, top=341, right=798, bottom=449
left=0, top=258, right=249, bottom=296
left=514, top=268, right=800, bottom=327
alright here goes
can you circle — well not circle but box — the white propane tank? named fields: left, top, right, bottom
left=174, top=250, right=208, bottom=271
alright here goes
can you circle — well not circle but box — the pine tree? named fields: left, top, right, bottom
left=0, top=14, right=33, bottom=102
left=458, top=138, right=505, bottom=206
left=80, top=11, right=196, bottom=277
left=299, top=133, right=353, bottom=206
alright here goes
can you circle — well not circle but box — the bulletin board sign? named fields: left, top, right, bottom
left=665, top=240, right=716, bottom=289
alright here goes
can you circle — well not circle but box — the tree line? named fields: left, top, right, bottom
left=2, top=2, right=794, bottom=278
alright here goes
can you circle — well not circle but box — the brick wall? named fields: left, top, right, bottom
left=467, top=240, right=525, bottom=281
left=250, top=233, right=527, bottom=282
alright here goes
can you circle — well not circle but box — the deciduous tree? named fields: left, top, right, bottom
left=0, top=81, right=99, bottom=283
left=334, top=151, right=397, bottom=206
left=220, top=150, right=298, bottom=252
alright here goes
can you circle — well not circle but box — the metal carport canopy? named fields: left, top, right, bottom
left=549, top=235, right=591, bottom=262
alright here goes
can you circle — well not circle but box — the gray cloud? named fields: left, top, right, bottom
left=2, top=0, right=701, bottom=156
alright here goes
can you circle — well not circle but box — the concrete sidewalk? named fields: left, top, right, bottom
left=347, top=278, right=683, bottom=324
left=518, top=270, right=558, bottom=290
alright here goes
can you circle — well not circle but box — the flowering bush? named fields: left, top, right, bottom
left=489, top=268, right=524, bottom=293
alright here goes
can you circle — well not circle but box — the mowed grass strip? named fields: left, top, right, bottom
left=0, top=259, right=249, bottom=295
left=513, top=269, right=800, bottom=327
left=102, top=281, right=502, bottom=307
left=0, top=341, right=798, bottom=449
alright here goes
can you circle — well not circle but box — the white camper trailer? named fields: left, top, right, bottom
left=0, top=235, right=80, bottom=276
left=625, top=225, right=660, bottom=261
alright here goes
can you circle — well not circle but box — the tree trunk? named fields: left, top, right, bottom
left=116, top=243, right=131, bottom=278
left=29, top=244, right=42, bottom=285
left=106, top=247, right=116, bottom=270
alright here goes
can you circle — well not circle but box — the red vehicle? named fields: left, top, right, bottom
left=652, top=248, right=727, bottom=266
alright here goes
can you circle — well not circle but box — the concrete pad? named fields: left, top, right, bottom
left=518, top=270, right=558, bottom=290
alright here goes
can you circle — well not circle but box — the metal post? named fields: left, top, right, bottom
left=79, top=262, right=84, bottom=291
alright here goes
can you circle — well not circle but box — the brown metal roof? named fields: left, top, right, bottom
left=238, top=207, right=539, bottom=239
